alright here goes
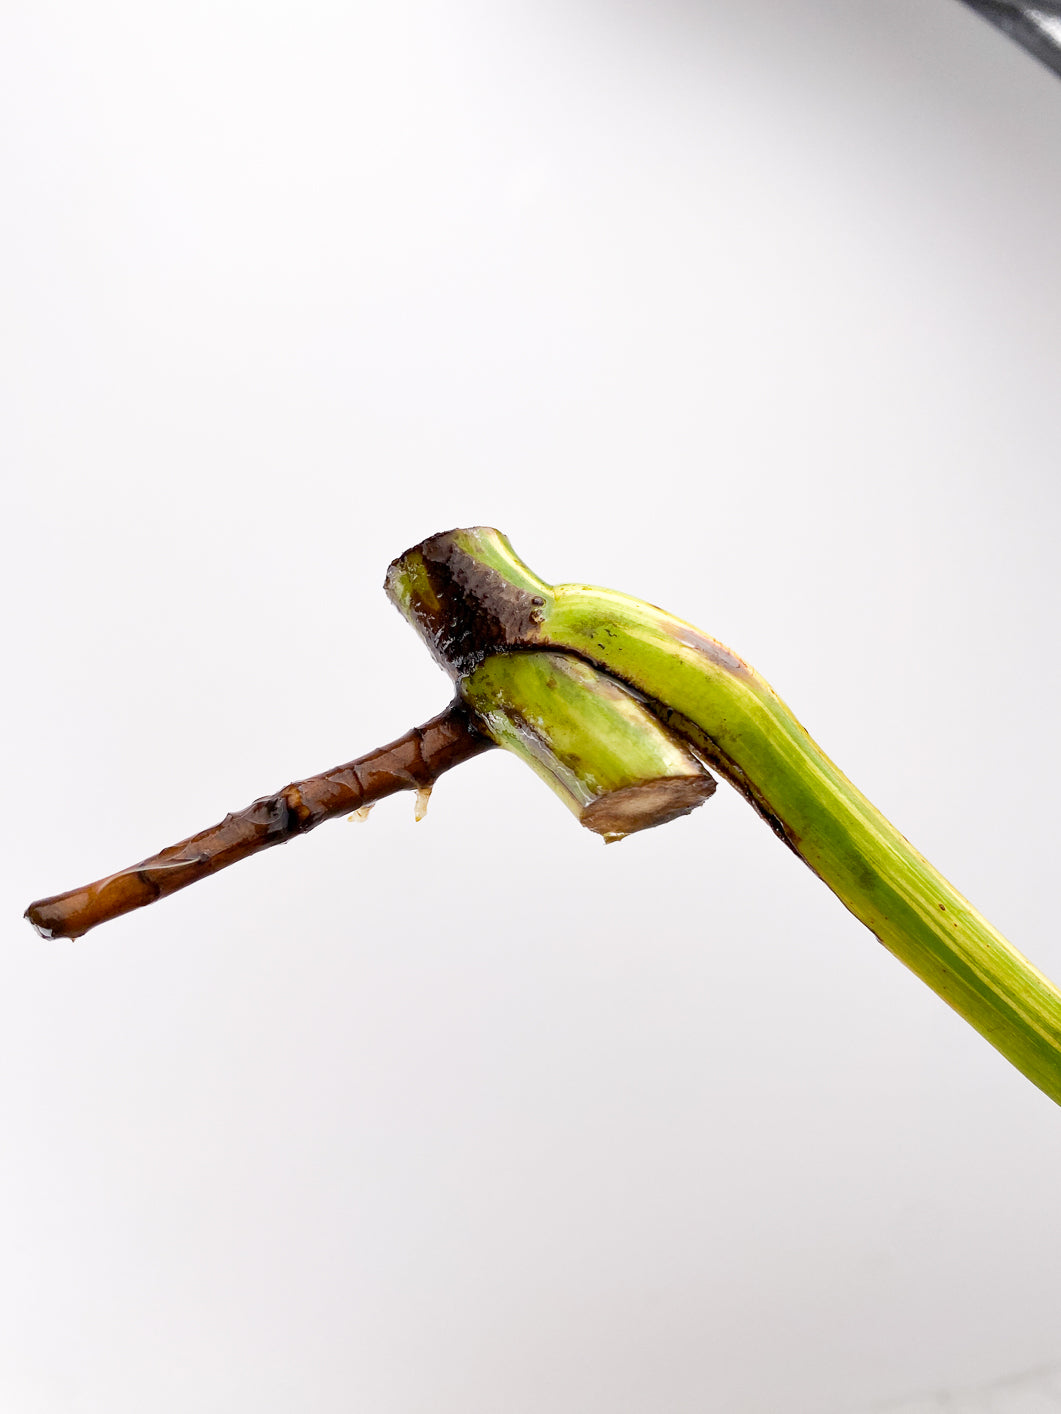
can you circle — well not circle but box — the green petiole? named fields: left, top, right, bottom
left=387, top=527, right=1061, bottom=1108
left=461, top=650, right=716, bottom=839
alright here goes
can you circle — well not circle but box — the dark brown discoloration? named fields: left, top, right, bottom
left=25, top=701, right=491, bottom=941
left=669, top=625, right=752, bottom=679
left=386, top=530, right=545, bottom=677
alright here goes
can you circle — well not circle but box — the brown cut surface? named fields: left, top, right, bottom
left=580, top=774, right=716, bottom=840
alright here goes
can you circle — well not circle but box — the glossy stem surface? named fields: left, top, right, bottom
left=26, top=701, right=490, bottom=940
left=387, top=528, right=1061, bottom=1107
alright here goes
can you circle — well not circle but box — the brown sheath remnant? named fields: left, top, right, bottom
left=25, top=700, right=492, bottom=941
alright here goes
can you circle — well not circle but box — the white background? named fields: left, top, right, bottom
left=4, top=2, right=1061, bottom=1411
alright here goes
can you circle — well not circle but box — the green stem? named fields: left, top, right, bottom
left=388, top=528, right=1061, bottom=1107
left=461, top=650, right=715, bottom=838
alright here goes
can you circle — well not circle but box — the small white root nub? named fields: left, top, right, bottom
left=348, top=805, right=374, bottom=823
left=414, top=785, right=433, bottom=823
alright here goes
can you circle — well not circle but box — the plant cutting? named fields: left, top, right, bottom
left=26, top=526, right=1061, bottom=1108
